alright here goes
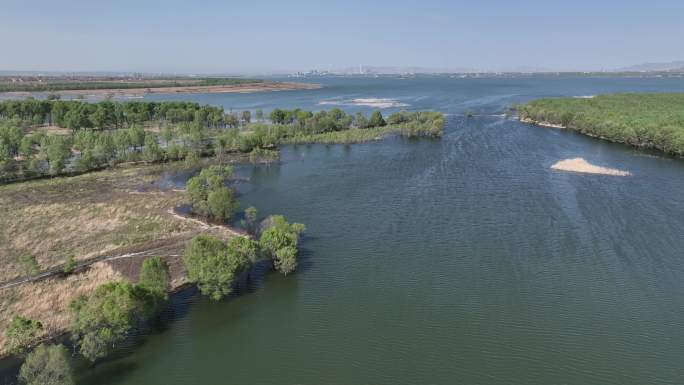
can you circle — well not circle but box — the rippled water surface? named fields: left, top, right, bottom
left=6, top=76, right=684, bottom=385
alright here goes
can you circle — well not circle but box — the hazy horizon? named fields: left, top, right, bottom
left=2, top=0, right=684, bottom=74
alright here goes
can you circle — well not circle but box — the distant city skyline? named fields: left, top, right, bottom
left=2, top=0, right=683, bottom=74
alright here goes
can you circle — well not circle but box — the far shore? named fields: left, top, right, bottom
left=0, top=81, right=321, bottom=98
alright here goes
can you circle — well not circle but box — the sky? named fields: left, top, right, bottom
left=1, top=0, right=683, bottom=74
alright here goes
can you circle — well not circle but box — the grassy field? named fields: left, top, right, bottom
left=0, top=165, right=192, bottom=282
left=517, top=93, right=684, bottom=155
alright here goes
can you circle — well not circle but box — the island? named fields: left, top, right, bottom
left=517, top=93, right=684, bottom=156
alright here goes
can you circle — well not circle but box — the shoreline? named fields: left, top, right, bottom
left=0, top=81, right=321, bottom=98
left=519, top=116, right=649, bottom=148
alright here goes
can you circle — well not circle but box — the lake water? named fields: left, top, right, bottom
left=6, top=76, right=684, bottom=384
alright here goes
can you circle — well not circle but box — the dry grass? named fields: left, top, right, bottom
left=0, top=262, right=122, bottom=354
left=0, top=165, right=194, bottom=282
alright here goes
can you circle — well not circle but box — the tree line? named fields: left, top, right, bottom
left=1, top=99, right=445, bottom=183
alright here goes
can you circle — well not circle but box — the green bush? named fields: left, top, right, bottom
left=259, top=215, right=305, bottom=275
left=4, top=315, right=43, bottom=355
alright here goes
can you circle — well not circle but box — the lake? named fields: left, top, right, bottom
left=7, top=75, right=684, bottom=384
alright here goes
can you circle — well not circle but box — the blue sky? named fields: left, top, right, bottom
left=1, top=0, right=682, bottom=73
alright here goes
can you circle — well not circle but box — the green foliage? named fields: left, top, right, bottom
left=19, top=255, right=40, bottom=278
left=259, top=215, right=305, bottom=275
left=0, top=98, right=444, bottom=183
left=517, top=93, right=684, bottom=155
left=183, top=235, right=255, bottom=300
left=63, top=255, right=77, bottom=274
left=40, top=135, right=71, bottom=175
left=69, top=281, right=162, bottom=362
left=4, top=315, right=43, bottom=355
left=18, top=344, right=73, bottom=385
left=142, top=133, right=164, bottom=162
left=186, top=165, right=238, bottom=221
left=138, top=257, right=170, bottom=299
left=369, top=110, right=387, bottom=127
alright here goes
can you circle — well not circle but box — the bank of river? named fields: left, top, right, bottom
left=4, top=76, right=684, bottom=385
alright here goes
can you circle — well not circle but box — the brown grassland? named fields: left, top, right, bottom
left=0, top=162, right=240, bottom=356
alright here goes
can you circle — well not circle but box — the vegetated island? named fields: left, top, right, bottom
left=0, top=75, right=320, bottom=97
left=0, top=98, right=444, bottom=381
left=517, top=93, right=684, bottom=156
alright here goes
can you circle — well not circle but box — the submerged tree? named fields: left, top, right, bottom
left=242, top=206, right=259, bottom=236
left=69, top=281, right=162, bottom=362
left=183, top=235, right=257, bottom=300
left=18, top=344, right=73, bottom=385
left=259, top=215, right=305, bottom=276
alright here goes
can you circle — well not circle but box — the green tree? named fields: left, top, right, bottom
left=186, top=165, right=237, bottom=220
left=207, top=187, right=239, bottom=222
left=142, top=134, right=164, bottom=162
left=5, top=315, right=43, bottom=355
left=161, top=125, right=174, bottom=146
left=41, top=136, right=71, bottom=175
left=369, top=110, right=386, bottom=127
left=183, top=235, right=253, bottom=300
left=69, top=282, right=160, bottom=362
left=127, top=126, right=145, bottom=151
left=355, top=112, right=369, bottom=129
left=259, top=215, right=305, bottom=275
left=274, top=246, right=298, bottom=276
left=18, top=344, right=73, bottom=385
left=138, top=257, right=170, bottom=299
left=255, top=109, right=264, bottom=121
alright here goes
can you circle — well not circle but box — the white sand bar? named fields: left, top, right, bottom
left=551, top=158, right=631, bottom=176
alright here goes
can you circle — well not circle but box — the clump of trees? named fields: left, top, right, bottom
left=4, top=315, right=43, bottom=355
left=18, top=344, right=73, bottom=385
left=259, top=215, right=305, bottom=275
left=183, top=235, right=258, bottom=300
left=68, top=257, right=169, bottom=363
left=183, top=209, right=305, bottom=299
left=186, top=165, right=239, bottom=222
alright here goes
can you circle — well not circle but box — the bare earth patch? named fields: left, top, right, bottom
left=551, top=158, right=631, bottom=176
